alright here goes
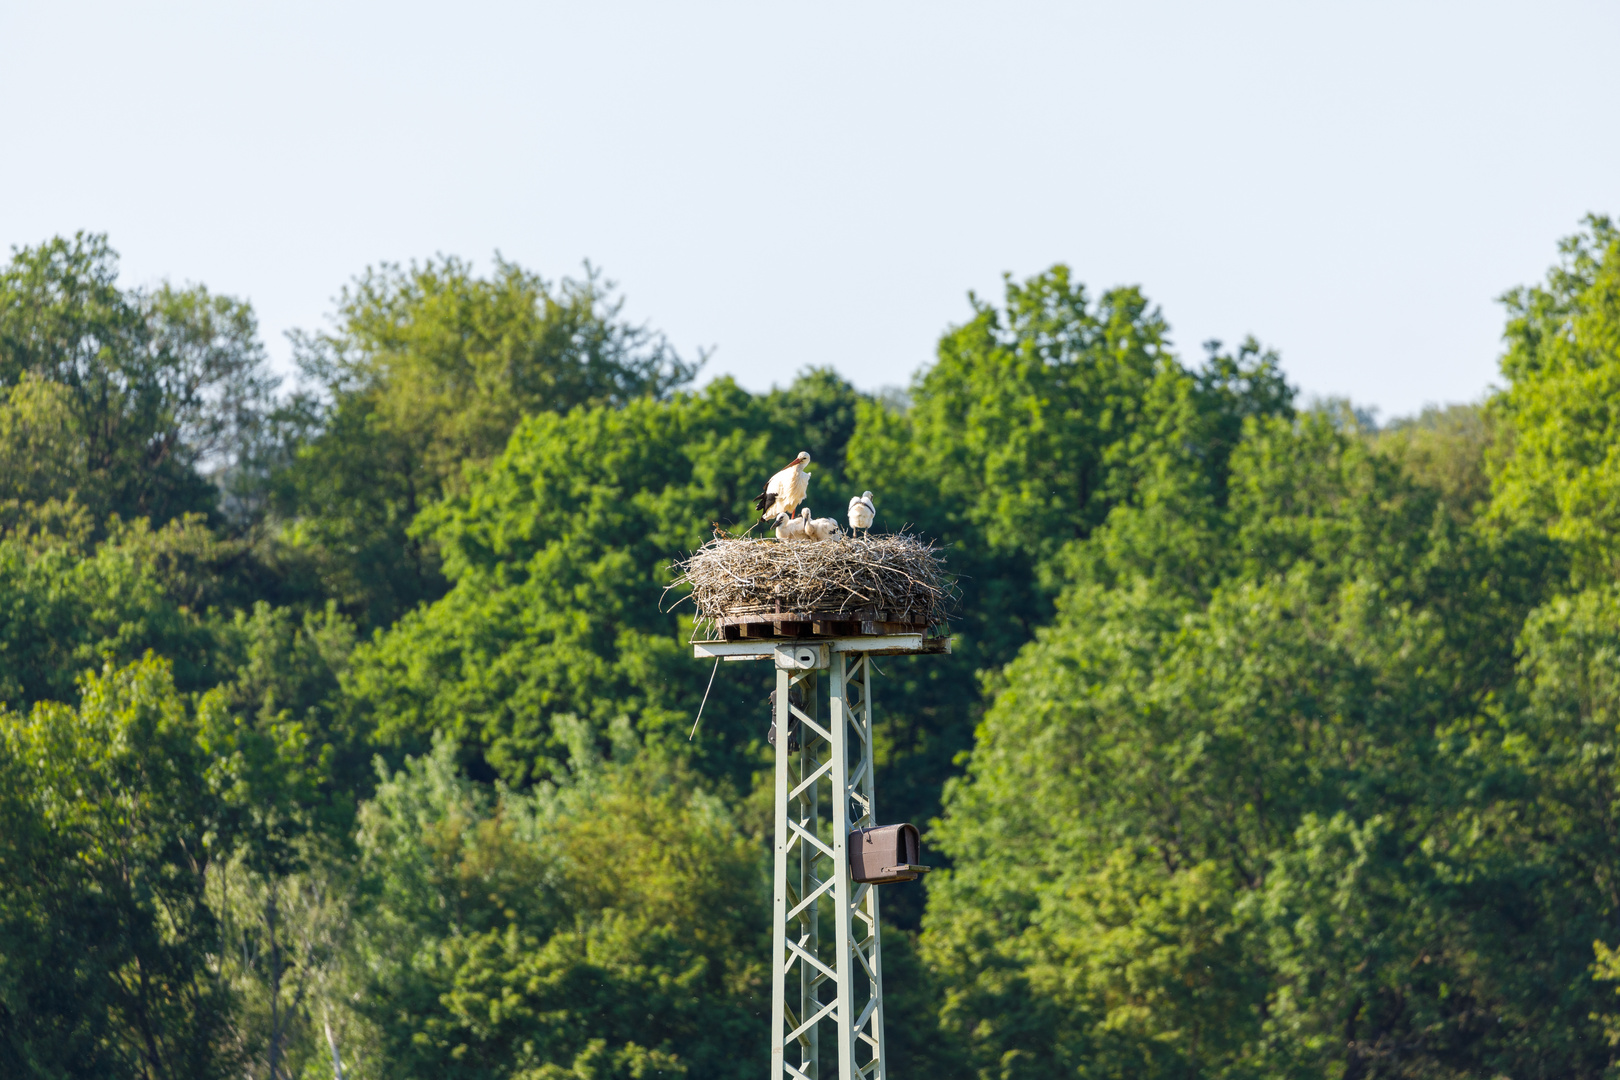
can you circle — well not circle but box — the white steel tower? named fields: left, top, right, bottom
left=693, top=634, right=942, bottom=1080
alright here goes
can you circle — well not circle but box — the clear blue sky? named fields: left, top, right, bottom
left=3, top=1, right=1616, bottom=420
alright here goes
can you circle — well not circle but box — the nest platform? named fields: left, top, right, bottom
left=670, top=533, right=953, bottom=647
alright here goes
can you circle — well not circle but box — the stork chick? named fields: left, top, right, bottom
left=806, top=512, right=842, bottom=541
left=774, top=509, right=809, bottom=541
left=754, top=451, right=812, bottom=524
left=847, top=491, right=875, bottom=536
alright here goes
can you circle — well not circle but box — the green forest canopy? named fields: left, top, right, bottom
left=2, top=218, right=1620, bottom=1078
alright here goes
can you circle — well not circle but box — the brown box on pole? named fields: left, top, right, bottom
left=849, top=823, right=930, bottom=884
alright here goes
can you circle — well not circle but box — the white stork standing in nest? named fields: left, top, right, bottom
left=847, top=491, right=875, bottom=536
left=754, top=451, right=811, bottom=525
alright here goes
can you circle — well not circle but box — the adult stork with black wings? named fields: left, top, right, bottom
left=754, top=451, right=812, bottom=524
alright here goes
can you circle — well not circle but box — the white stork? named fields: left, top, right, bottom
left=806, top=513, right=842, bottom=541
left=774, top=509, right=809, bottom=541
left=754, top=451, right=812, bottom=524
left=847, top=491, right=875, bottom=536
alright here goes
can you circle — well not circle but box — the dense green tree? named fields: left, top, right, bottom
left=0, top=659, right=238, bottom=1079
left=0, top=376, right=89, bottom=510
left=346, top=733, right=765, bottom=1080
left=1488, top=214, right=1620, bottom=582
left=0, top=505, right=331, bottom=711
left=844, top=270, right=1293, bottom=874
left=278, top=257, right=699, bottom=627
left=208, top=844, right=360, bottom=1080
left=202, top=602, right=369, bottom=1080
left=1480, top=215, right=1620, bottom=1070
left=0, top=515, right=224, bottom=708
left=1376, top=402, right=1496, bottom=521
left=920, top=406, right=1580, bottom=1078
left=0, top=233, right=276, bottom=528
left=212, top=602, right=365, bottom=838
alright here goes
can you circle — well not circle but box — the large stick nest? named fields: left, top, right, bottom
left=669, top=533, right=955, bottom=633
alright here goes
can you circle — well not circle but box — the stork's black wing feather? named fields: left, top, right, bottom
left=753, top=487, right=771, bottom=514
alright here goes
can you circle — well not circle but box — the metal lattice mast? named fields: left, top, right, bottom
left=770, top=647, right=887, bottom=1080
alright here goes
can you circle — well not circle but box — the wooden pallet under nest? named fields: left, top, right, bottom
left=714, top=606, right=939, bottom=641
